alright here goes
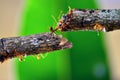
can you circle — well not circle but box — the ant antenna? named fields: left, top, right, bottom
left=51, top=15, right=58, bottom=24
left=68, top=6, right=72, bottom=12
left=58, top=11, right=63, bottom=20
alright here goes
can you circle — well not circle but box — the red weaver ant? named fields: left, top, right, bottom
left=50, top=9, right=73, bottom=32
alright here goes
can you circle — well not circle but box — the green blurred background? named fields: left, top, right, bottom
left=15, top=0, right=110, bottom=80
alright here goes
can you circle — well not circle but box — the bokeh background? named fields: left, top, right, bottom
left=0, top=0, right=120, bottom=80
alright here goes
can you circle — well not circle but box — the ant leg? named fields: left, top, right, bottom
left=93, top=23, right=104, bottom=31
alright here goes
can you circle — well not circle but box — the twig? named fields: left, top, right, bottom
left=0, top=32, right=72, bottom=62
left=56, top=9, right=120, bottom=32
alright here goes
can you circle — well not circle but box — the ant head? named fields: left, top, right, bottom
left=49, top=26, right=58, bottom=33
left=50, top=26, right=54, bottom=32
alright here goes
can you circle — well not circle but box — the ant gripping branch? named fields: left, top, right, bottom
left=50, top=8, right=73, bottom=32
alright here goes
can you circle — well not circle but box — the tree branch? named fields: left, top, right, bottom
left=57, top=9, right=120, bottom=32
left=0, top=32, right=72, bottom=62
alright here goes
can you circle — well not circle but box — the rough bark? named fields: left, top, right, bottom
left=0, top=32, right=72, bottom=62
left=57, top=9, right=120, bottom=32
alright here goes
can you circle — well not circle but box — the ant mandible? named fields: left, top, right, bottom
left=50, top=26, right=58, bottom=33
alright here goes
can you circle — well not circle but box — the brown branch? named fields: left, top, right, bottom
left=56, top=9, right=120, bottom=32
left=0, top=32, right=72, bottom=62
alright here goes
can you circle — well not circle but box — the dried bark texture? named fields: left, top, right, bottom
left=57, top=9, right=120, bottom=32
left=0, top=32, right=72, bottom=62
